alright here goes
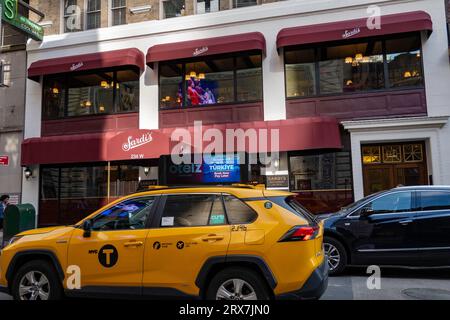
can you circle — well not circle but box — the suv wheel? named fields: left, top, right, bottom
left=12, top=260, right=63, bottom=301
left=324, top=236, right=347, bottom=276
left=206, top=267, right=271, bottom=300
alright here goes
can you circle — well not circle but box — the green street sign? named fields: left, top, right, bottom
left=1, top=0, right=43, bottom=42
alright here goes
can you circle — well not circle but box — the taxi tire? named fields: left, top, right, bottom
left=11, top=259, right=63, bottom=301
left=206, top=267, right=271, bottom=300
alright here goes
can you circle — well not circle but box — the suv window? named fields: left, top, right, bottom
left=91, top=197, right=156, bottom=231
left=223, top=195, right=257, bottom=224
left=365, top=192, right=413, bottom=215
left=161, top=194, right=226, bottom=227
left=419, top=191, right=450, bottom=211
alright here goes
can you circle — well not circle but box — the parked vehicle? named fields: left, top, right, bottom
left=0, top=185, right=327, bottom=300
left=320, top=186, right=450, bottom=275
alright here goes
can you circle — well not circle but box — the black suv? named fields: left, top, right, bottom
left=320, top=186, right=450, bottom=275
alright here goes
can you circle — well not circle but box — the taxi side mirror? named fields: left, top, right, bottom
left=82, top=220, right=92, bottom=238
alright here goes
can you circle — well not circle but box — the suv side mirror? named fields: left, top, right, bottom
left=82, top=220, right=92, bottom=238
left=360, top=206, right=374, bottom=218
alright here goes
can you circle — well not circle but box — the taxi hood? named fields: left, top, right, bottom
left=17, top=226, right=68, bottom=236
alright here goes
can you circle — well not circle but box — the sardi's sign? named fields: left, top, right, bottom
left=1, top=0, right=44, bottom=41
left=108, top=130, right=170, bottom=161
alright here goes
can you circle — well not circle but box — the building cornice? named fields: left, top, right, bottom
left=342, top=116, right=449, bottom=132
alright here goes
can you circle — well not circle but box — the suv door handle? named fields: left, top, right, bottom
left=399, top=220, right=413, bottom=226
left=202, top=235, right=225, bottom=242
left=124, top=241, right=144, bottom=248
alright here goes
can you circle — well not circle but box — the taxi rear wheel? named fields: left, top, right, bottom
left=206, top=267, right=271, bottom=300
left=11, top=260, right=63, bottom=301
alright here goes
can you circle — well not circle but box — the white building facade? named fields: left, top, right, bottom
left=21, top=0, right=450, bottom=225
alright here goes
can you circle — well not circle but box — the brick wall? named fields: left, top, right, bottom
left=29, top=0, right=282, bottom=36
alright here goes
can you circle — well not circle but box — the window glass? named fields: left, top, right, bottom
left=285, top=48, right=316, bottom=97
left=91, top=197, right=155, bottom=231
left=67, top=72, right=114, bottom=116
left=64, top=0, right=82, bottom=33
left=112, top=0, right=127, bottom=26
left=419, top=191, right=450, bottom=211
left=319, top=41, right=384, bottom=94
left=43, top=69, right=139, bottom=119
left=223, top=195, right=257, bottom=224
left=163, top=0, right=186, bottom=19
left=386, top=35, right=423, bottom=88
left=367, top=192, right=413, bottom=214
left=236, top=55, right=262, bottom=102
left=43, top=77, right=66, bottom=119
left=233, top=0, right=257, bottom=8
left=197, top=0, right=219, bottom=13
left=160, top=63, right=183, bottom=108
left=185, top=58, right=234, bottom=106
left=289, top=151, right=354, bottom=214
left=86, top=0, right=101, bottom=30
left=116, top=70, right=139, bottom=112
left=161, top=194, right=224, bottom=227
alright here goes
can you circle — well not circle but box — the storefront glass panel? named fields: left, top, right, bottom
left=284, top=33, right=424, bottom=98
left=43, top=68, right=140, bottom=120
left=39, top=162, right=158, bottom=226
left=159, top=53, right=262, bottom=109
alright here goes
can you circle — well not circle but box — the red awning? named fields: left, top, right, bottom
left=277, top=11, right=432, bottom=49
left=161, top=117, right=342, bottom=154
left=21, top=117, right=341, bottom=165
left=28, top=48, right=145, bottom=82
left=21, top=133, right=115, bottom=166
left=146, top=32, right=266, bottom=67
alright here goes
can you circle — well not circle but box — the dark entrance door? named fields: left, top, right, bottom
left=362, top=142, right=428, bottom=196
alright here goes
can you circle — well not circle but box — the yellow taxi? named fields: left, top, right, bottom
left=0, top=185, right=328, bottom=300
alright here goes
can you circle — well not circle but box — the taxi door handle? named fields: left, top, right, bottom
left=124, top=241, right=144, bottom=248
left=202, top=235, right=225, bottom=242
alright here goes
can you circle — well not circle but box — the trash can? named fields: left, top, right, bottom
left=2, top=204, right=36, bottom=247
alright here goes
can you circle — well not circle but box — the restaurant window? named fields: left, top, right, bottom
left=284, top=33, right=424, bottom=98
left=162, top=0, right=186, bottom=19
left=386, top=35, right=422, bottom=88
left=285, top=48, right=316, bottom=98
left=39, top=162, right=158, bottom=226
left=289, top=151, right=354, bottom=214
left=319, top=41, right=384, bottom=94
left=43, top=68, right=139, bottom=120
left=111, top=0, right=127, bottom=26
left=86, top=0, right=101, bottom=30
left=159, top=52, right=263, bottom=109
left=196, top=0, right=219, bottom=13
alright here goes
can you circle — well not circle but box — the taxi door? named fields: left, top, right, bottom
left=142, top=194, right=231, bottom=297
left=67, top=196, right=158, bottom=295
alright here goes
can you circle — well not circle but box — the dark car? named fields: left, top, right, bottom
left=319, top=186, right=450, bottom=275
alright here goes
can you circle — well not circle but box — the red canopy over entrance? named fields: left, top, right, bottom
left=146, top=32, right=266, bottom=67
left=21, top=117, right=341, bottom=165
left=277, top=11, right=433, bottom=49
left=28, top=48, right=145, bottom=82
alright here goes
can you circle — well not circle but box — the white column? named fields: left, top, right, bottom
left=139, top=64, right=159, bottom=130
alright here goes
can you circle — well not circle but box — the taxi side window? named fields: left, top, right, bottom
left=160, top=194, right=226, bottom=228
left=223, top=195, right=257, bottom=224
left=91, top=197, right=156, bottom=231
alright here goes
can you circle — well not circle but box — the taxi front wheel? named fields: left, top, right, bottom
left=206, top=267, right=271, bottom=300
left=11, top=260, right=63, bottom=301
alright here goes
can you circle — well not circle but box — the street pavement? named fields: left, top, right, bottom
left=322, top=267, right=450, bottom=300
left=1, top=267, right=449, bottom=300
